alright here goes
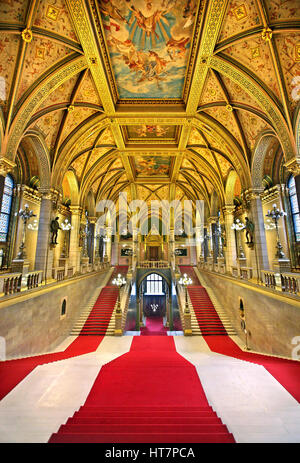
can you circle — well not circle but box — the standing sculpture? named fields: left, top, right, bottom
left=50, top=217, right=61, bottom=245
left=245, top=217, right=255, bottom=246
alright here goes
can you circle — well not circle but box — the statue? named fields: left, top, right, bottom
left=245, top=217, right=254, bottom=245
left=50, top=217, right=61, bottom=245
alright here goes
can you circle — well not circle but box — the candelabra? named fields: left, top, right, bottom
left=60, top=218, right=72, bottom=258
left=178, top=273, right=193, bottom=314
left=264, top=218, right=276, bottom=230
left=112, top=273, right=126, bottom=314
left=231, top=219, right=245, bottom=258
left=81, top=221, right=91, bottom=258
left=27, top=219, right=38, bottom=231
left=213, top=223, right=223, bottom=258
left=266, top=204, right=287, bottom=258
left=16, top=204, right=36, bottom=259
left=203, top=233, right=211, bottom=259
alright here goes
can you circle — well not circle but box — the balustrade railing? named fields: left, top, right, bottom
left=281, top=273, right=300, bottom=295
left=2, top=274, right=22, bottom=295
left=27, top=271, right=43, bottom=289
left=0, top=260, right=111, bottom=299
left=198, top=261, right=300, bottom=297
left=137, top=260, right=169, bottom=268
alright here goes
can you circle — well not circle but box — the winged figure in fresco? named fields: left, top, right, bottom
left=128, top=4, right=171, bottom=39
left=98, top=0, right=128, bottom=25
left=166, top=36, right=190, bottom=60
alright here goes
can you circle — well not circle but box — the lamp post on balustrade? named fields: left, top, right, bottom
left=60, top=218, right=72, bottom=258
left=16, top=204, right=36, bottom=260
left=179, top=273, right=193, bottom=314
left=231, top=218, right=245, bottom=258
left=266, top=204, right=287, bottom=259
left=112, top=273, right=126, bottom=314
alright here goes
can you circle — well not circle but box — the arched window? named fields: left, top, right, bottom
left=145, top=273, right=164, bottom=295
left=288, top=175, right=300, bottom=242
left=0, top=175, right=14, bottom=242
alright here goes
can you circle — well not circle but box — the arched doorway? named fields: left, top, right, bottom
left=139, top=272, right=170, bottom=335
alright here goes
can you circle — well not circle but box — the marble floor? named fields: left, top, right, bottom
left=0, top=334, right=300, bottom=443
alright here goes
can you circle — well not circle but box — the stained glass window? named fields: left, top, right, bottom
left=288, top=176, right=300, bottom=242
left=0, top=175, right=14, bottom=242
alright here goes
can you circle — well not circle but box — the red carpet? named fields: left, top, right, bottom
left=140, top=316, right=168, bottom=336
left=0, top=266, right=129, bottom=401
left=79, top=265, right=128, bottom=336
left=180, top=266, right=300, bottom=403
left=49, top=336, right=235, bottom=443
left=179, top=266, right=227, bottom=335
left=0, top=336, right=104, bottom=401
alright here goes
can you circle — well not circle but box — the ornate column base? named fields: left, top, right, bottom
left=114, top=312, right=123, bottom=336
left=11, top=259, right=30, bottom=275
left=184, top=312, right=192, bottom=336
left=272, top=258, right=291, bottom=274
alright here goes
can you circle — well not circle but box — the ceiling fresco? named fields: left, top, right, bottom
left=96, top=0, right=197, bottom=99
left=132, top=155, right=172, bottom=176
left=123, top=124, right=177, bottom=142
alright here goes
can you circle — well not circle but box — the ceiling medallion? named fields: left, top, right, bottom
left=21, top=28, right=33, bottom=43
left=261, top=27, right=273, bottom=42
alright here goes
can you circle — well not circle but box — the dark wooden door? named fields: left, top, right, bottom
left=149, top=246, right=159, bottom=260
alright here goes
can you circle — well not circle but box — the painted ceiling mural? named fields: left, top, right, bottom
left=127, top=124, right=176, bottom=139
left=133, top=155, right=171, bottom=176
left=0, top=0, right=298, bottom=214
left=97, top=0, right=197, bottom=99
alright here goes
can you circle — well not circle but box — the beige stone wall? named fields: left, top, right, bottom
left=0, top=271, right=108, bottom=359
left=200, top=270, right=300, bottom=359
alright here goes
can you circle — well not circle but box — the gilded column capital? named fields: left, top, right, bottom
left=243, top=188, right=264, bottom=202
left=69, top=205, right=83, bottom=216
left=222, top=205, right=235, bottom=216
left=88, top=216, right=97, bottom=224
left=0, top=157, right=16, bottom=177
left=284, top=158, right=300, bottom=177
left=208, top=216, right=218, bottom=224
left=39, top=188, right=61, bottom=204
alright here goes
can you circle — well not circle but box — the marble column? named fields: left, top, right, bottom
left=169, top=227, right=175, bottom=271
left=34, top=190, right=58, bottom=280
left=105, top=226, right=112, bottom=263
left=222, top=205, right=237, bottom=274
left=88, top=216, right=97, bottom=263
left=195, top=226, right=203, bottom=263
left=245, top=189, right=269, bottom=278
left=69, top=206, right=82, bottom=273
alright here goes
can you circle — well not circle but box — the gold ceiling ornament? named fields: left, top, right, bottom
left=21, top=28, right=33, bottom=43
left=226, top=104, right=233, bottom=111
left=67, top=105, right=75, bottom=113
left=0, top=157, right=16, bottom=177
left=261, top=27, right=273, bottom=42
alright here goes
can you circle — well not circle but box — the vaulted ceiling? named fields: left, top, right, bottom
left=0, top=0, right=299, bottom=215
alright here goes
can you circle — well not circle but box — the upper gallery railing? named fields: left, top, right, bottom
left=137, top=261, right=170, bottom=268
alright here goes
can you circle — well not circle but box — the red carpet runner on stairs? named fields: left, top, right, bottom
left=48, top=336, right=235, bottom=443
left=179, top=266, right=300, bottom=404
left=179, top=266, right=227, bottom=335
left=79, top=266, right=128, bottom=336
